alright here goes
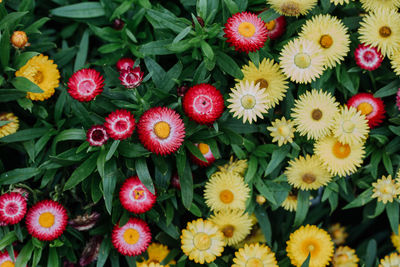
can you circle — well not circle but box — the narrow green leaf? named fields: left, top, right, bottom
left=11, top=77, right=44, bottom=93
left=254, top=205, right=272, bottom=246
left=135, top=158, right=155, bottom=194
left=0, top=232, right=17, bottom=251
left=223, top=0, right=239, bottom=14
left=386, top=201, right=399, bottom=235
left=106, top=140, right=120, bottom=161
left=301, top=254, right=311, bottom=267
left=15, top=240, right=34, bottom=267
left=172, top=26, right=192, bottom=43
left=265, top=146, right=290, bottom=176
left=0, top=28, right=10, bottom=69
left=0, top=12, right=28, bottom=31
left=51, top=129, right=86, bottom=154
left=97, top=147, right=107, bottom=179
left=50, top=2, right=105, bottom=18
left=254, top=176, right=277, bottom=205
left=74, top=29, right=90, bottom=71
left=197, top=0, right=207, bottom=18
left=215, top=51, right=243, bottom=79
left=103, top=159, right=118, bottom=214
left=294, top=190, right=310, bottom=227
left=343, top=188, right=374, bottom=209
left=200, top=40, right=214, bottom=60
left=119, top=142, right=150, bottom=158
left=97, top=238, right=112, bottom=267
left=64, top=153, right=98, bottom=190
left=0, top=128, right=48, bottom=143
left=258, top=8, right=280, bottom=22
left=374, top=80, right=400, bottom=98
left=181, top=159, right=193, bottom=210
left=185, top=142, right=207, bottom=162
left=0, top=167, right=41, bottom=185
left=110, top=0, right=133, bottom=20
left=365, top=239, right=377, bottom=267
left=47, top=247, right=59, bottom=267
left=244, top=156, right=257, bottom=183
left=24, top=17, right=50, bottom=34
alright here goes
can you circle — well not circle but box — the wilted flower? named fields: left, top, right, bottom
left=68, top=212, right=100, bottom=231
left=79, top=236, right=103, bottom=266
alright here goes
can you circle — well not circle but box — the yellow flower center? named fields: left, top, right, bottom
left=39, top=212, right=55, bottom=228
left=294, top=53, right=311, bottom=69
left=308, top=244, right=315, bottom=252
left=302, top=173, right=316, bottom=184
left=319, top=34, right=333, bottom=49
left=332, top=142, right=351, bottom=159
left=0, top=261, right=14, bottom=267
left=338, top=254, right=349, bottom=261
left=255, top=78, right=269, bottom=89
left=241, top=94, right=256, bottom=109
left=379, top=26, right=392, bottom=38
left=238, top=22, right=256, bottom=38
left=123, top=228, right=140, bottom=245
left=33, top=71, right=44, bottom=84
left=311, top=109, right=323, bottom=121
left=222, top=225, right=235, bottom=238
left=219, top=189, right=234, bottom=204
left=357, top=102, right=373, bottom=115
left=381, top=184, right=393, bottom=194
left=153, top=121, right=170, bottom=139
left=193, top=233, right=211, bottom=251
left=198, top=143, right=210, bottom=154
left=134, top=189, right=144, bottom=200
left=278, top=125, right=290, bottom=136
left=246, top=258, right=263, bottom=267
left=265, top=20, right=276, bottom=31
left=342, top=120, right=355, bottom=133
left=280, top=1, right=300, bottom=16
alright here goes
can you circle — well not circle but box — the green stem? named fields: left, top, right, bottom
left=368, top=71, right=376, bottom=91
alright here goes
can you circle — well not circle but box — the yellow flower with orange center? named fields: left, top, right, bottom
left=332, top=246, right=359, bottom=267
left=232, top=243, right=278, bottom=267
left=0, top=113, right=19, bottom=138
left=372, top=175, right=400, bottom=204
left=267, top=117, right=295, bottom=146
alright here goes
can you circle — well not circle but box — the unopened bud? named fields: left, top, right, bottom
left=11, top=31, right=29, bottom=49
left=256, top=195, right=266, bottom=205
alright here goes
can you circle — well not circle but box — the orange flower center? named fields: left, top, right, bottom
left=265, top=20, right=276, bottom=31
left=219, top=190, right=234, bottom=204
left=255, top=78, right=269, bottom=89
left=154, top=121, right=170, bottom=139
left=379, top=26, right=392, bottom=38
left=357, top=102, right=373, bottom=115
left=39, top=212, right=55, bottom=228
left=123, top=228, right=140, bottom=245
left=246, top=258, right=263, bottom=267
left=311, top=109, right=323, bottom=121
left=198, top=143, right=210, bottom=154
left=134, top=189, right=144, bottom=200
left=278, top=125, right=290, bottom=136
left=33, top=71, right=44, bottom=84
left=319, top=34, right=333, bottom=49
left=238, top=22, right=256, bottom=38
left=0, top=261, right=14, bottom=267
left=222, top=225, right=235, bottom=238
left=302, top=173, right=316, bottom=184
left=332, top=142, right=351, bottom=159
left=193, top=233, right=211, bottom=250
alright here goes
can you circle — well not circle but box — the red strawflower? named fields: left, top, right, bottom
left=104, top=109, right=135, bottom=140
left=347, top=93, right=385, bottom=128
left=264, top=16, right=286, bottom=40
left=26, top=200, right=68, bottom=241
left=0, top=192, right=27, bottom=225
left=0, top=250, right=18, bottom=266
left=116, top=58, right=135, bottom=72
left=137, top=107, right=185, bottom=155
left=111, top=218, right=151, bottom=256
left=87, top=125, right=109, bottom=146
left=354, top=44, right=383, bottom=71
left=224, top=12, right=268, bottom=53
left=190, top=143, right=216, bottom=167
left=182, top=83, right=224, bottom=125
left=119, top=67, right=144, bottom=89
left=67, top=69, right=104, bottom=102
left=119, top=176, right=156, bottom=214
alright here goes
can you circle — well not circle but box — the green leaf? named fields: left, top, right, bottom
left=173, top=26, right=192, bottom=44
left=0, top=11, right=28, bottom=31
left=47, top=247, right=59, bottom=267
left=14, top=52, right=39, bottom=69
left=254, top=176, right=277, bottom=205
left=0, top=232, right=17, bottom=251
left=15, top=240, right=34, bottom=267
left=386, top=201, right=399, bottom=235
left=64, top=153, right=98, bottom=190
left=254, top=205, right=272, bottom=246
left=119, top=142, right=150, bottom=158
left=50, top=2, right=105, bottom=18
left=343, top=188, right=374, bottom=209
left=258, top=8, right=280, bottom=22
left=374, top=80, right=400, bottom=98
left=294, top=190, right=310, bottom=227
left=0, top=167, right=41, bottom=185
left=365, top=239, right=377, bottom=267
left=110, top=0, right=133, bottom=20
left=51, top=129, right=86, bottom=154
left=0, top=128, right=48, bottom=143
left=382, top=153, right=393, bottom=174
left=185, top=141, right=207, bottom=162
left=244, top=156, right=257, bottom=183
left=103, top=159, right=118, bottom=214
left=97, top=238, right=112, bottom=267
left=181, top=159, right=193, bottom=210
left=17, top=98, right=33, bottom=112
left=97, top=147, right=107, bottom=179
left=215, top=51, right=243, bottom=79
left=223, top=0, right=239, bottom=14
left=11, top=77, right=44, bottom=93
left=265, top=146, right=290, bottom=176
left=0, top=28, right=10, bottom=69
left=24, top=17, right=50, bottom=34
left=301, top=254, right=311, bottom=267
left=74, top=29, right=90, bottom=71
left=135, top=158, right=155, bottom=194
left=106, top=140, right=120, bottom=161
left=197, top=0, right=207, bottom=18
left=98, top=43, right=123, bottom=54
left=0, top=89, right=26, bottom=102
left=200, top=40, right=214, bottom=60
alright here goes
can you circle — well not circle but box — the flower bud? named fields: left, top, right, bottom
left=256, top=195, right=266, bottom=205
left=119, top=67, right=144, bottom=89
left=116, top=58, right=135, bottom=72
left=68, top=212, right=100, bottom=231
left=177, top=84, right=189, bottom=97
left=11, top=31, right=29, bottom=49
left=113, top=19, right=125, bottom=30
